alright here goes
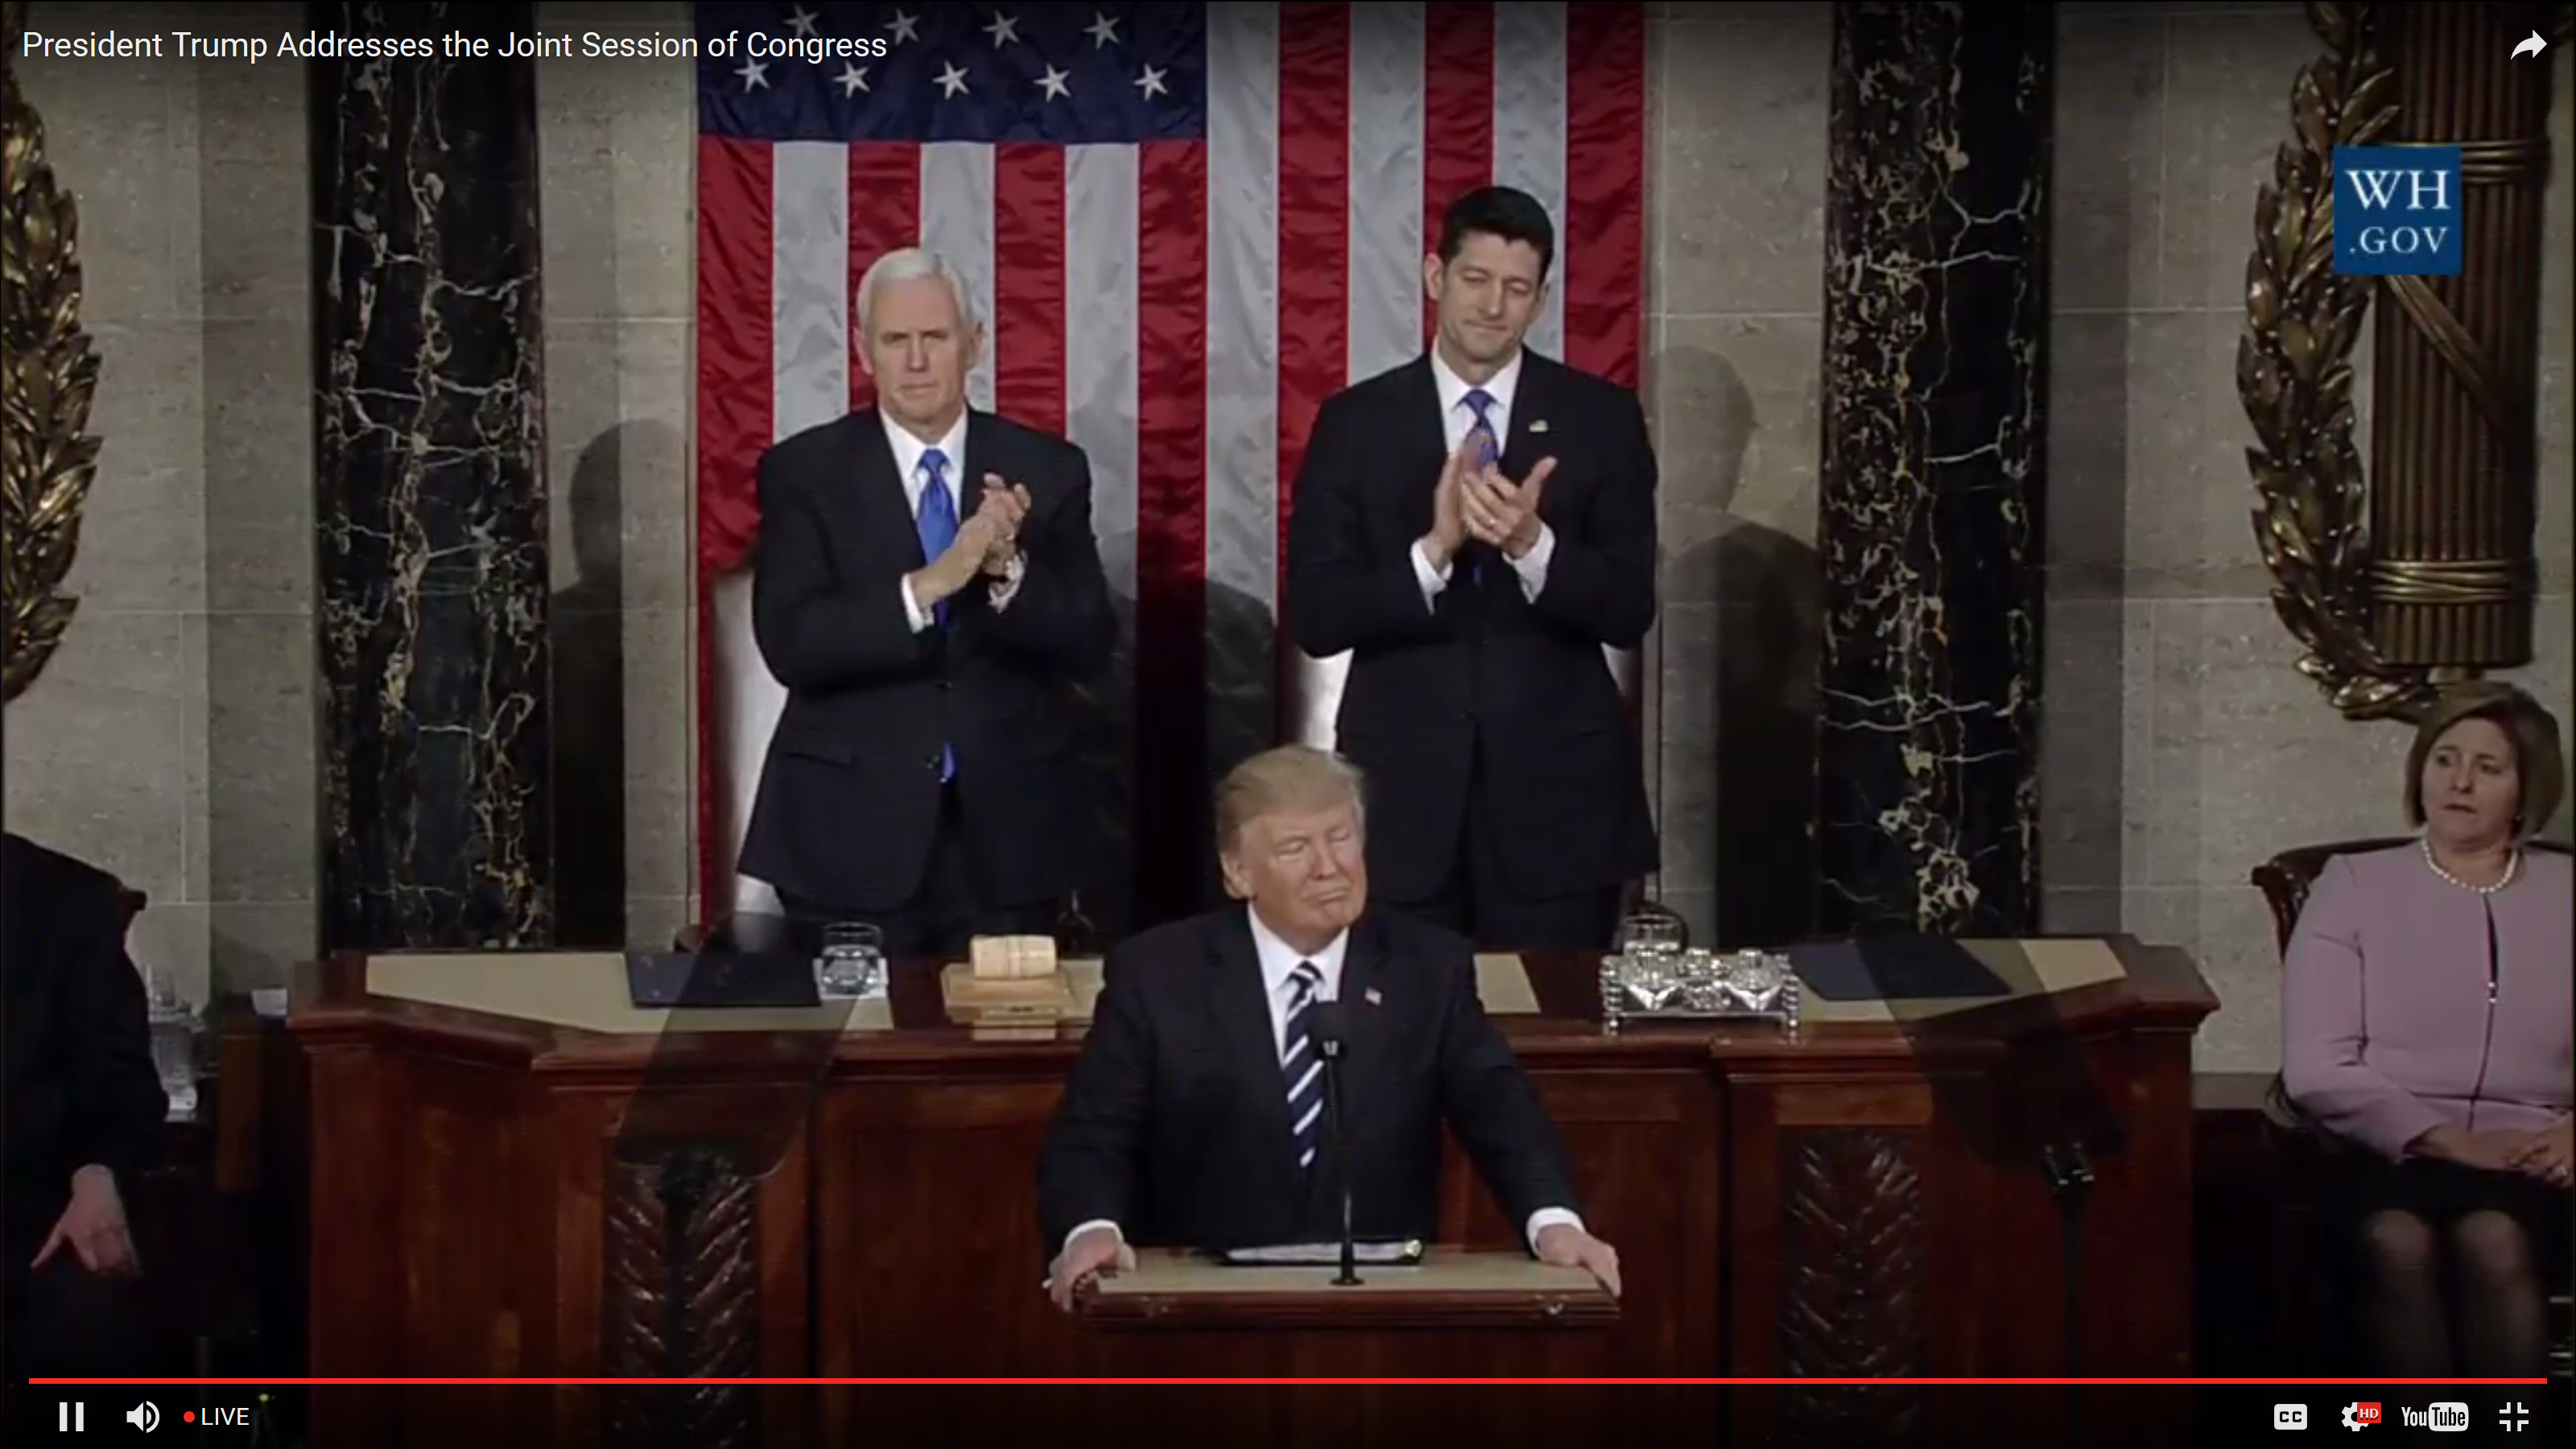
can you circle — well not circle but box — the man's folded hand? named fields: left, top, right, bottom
left=1044, top=1224, right=1135, bottom=1312
left=35, top=1164, right=139, bottom=1279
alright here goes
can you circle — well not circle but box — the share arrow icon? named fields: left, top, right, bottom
left=2511, top=30, right=2547, bottom=59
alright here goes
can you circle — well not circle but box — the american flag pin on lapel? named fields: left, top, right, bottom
left=1364, top=987, right=1382, bottom=1006
left=1527, top=419, right=1550, bottom=433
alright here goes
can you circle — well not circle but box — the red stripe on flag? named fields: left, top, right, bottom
left=1133, top=139, right=1212, bottom=927
left=1421, top=2, right=1496, bottom=345
left=1562, top=2, right=1646, bottom=389
left=845, top=143, right=922, bottom=411
left=992, top=144, right=1068, bottom=436
left=1561, top=3, right=1649, bottom=749
left=694, top=137, right=778, bottom=923
left=1273, top=1, right=1352, bottom=737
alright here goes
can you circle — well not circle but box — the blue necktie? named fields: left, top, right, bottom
left=1282, top=961, right=1325, bottom=1173
left=917, top=448, right=957, bottom=782
left=1463, top=388, right=1500, bottom=584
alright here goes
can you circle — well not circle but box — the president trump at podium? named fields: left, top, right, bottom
left=1036, top=745, right=1621, bottom=1309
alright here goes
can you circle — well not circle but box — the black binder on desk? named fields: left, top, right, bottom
left=624, top=949, right=820, bottom=1009
left=1790, top=935, right=2013, bottom=1001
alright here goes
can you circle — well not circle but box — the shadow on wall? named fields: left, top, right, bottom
left=1660, top=345, right=1823, bottom=948
left=1063, top=575, right=1281, bottom=943
left=551, top=421, right=678, bottom=947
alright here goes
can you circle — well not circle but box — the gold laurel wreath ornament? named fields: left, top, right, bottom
left=2235, top=0, right=2431, bottom=722
left=1, top=0, right=105, bottom=705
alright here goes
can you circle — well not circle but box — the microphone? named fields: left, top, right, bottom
left=1311, top=1000, right=1360, bottom=1286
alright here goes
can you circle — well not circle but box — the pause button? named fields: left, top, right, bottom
left=58, top=1402, right=87, bottom=1431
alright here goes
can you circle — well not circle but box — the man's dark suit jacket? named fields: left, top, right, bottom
left=739, top=407, right=1117, bottom=914
left=1283, top=349, right=1660, bottom=904
left=1034, top=903, right=1581, bottom=1255
left=1, top=834, right=166, bottom=1240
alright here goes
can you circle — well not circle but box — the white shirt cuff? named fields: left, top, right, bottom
left=1063, top=1220, right=1122, bottom=1257
left=1410, top=538, right=1451, bottom=610
left=987, top=552, right=1026, bottom=612
left=900, top=575, right=933, bottom=634
left=1508, top=522, right=1555, bottom=600
left=1525, top=1207, right=1583, bottom=1255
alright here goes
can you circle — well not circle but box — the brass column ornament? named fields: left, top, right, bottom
left=0, top=0, right=103, bottom=705
left=2240, top=1, right=2565, bottom=723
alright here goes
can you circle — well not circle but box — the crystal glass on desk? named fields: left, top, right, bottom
left=1599, top=944, right=1799, bottom=1034
left=1612, top=910, right=1686, bottom=966
left=145, top=969, right=203, bottom=1120
left=815, top=921, right=888, bottom=1000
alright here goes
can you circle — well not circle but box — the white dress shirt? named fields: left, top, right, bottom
left=1059, top=905, right=1584, bottom=1259
left=1408, top=346, right=1556, bottom=609
left=882, top=410, right=1022, bottom=632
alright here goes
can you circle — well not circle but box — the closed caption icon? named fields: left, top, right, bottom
left=2274, top=1404, right=2308, bottom=1430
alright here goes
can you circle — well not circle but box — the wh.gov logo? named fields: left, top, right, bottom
left=2334, top=145, right=2462, bottom=276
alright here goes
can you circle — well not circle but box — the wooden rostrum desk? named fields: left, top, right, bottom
left=289, top=935, right=2211, bottom=1447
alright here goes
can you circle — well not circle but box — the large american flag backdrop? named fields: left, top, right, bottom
left=693, top=1, right=1647, bottom=931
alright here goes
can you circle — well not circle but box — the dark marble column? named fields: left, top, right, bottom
left=1814, top=2, right=2052, bottom=937
left=312, top=0, right=551, bottom=950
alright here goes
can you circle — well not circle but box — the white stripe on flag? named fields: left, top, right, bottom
left=1066, top=144, right=1141, bottom=605
left=1492, top=2, right=1568, bottom=358
left=1348, top=2, right=1427, bottom=381
left=919, top=142, right=998, bottom=414
left=1293, top=5, right=1430, bottom=750
left=1205, top=1, right=1284, bottom=773
left=772, top=140, right=851, bottom=440
left=732, top=140, right=853, bottom=917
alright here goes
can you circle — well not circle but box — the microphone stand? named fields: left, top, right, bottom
left=1315, top=1003, right=1360, bottom=1286
left=2041, top=1140, right=2095, bottom=1439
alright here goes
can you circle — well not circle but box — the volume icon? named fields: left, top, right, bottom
left=126, top=1403, right=160, bottom=1433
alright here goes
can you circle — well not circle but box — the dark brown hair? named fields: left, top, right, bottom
left=2401, top=681, right=2565, bottom=839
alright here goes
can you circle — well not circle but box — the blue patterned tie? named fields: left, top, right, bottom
left=1463, top=389, right=1500, bottom=584
left=916, top=448, right=957, bottom=782
left=1282, top=961, right=1326, bottom=1173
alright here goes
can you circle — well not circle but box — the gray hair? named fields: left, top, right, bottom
left=1215, top=745, right=1368, bottom=855
left=855, top=247, right=980, bottom=338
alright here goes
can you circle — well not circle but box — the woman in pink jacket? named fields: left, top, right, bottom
left=2281, top=681, right=2571, bottom=1378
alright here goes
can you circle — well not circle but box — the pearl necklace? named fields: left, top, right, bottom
left=2421, top=836, right=2520, bottom=895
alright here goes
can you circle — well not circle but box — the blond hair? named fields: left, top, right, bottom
left=1214, top=745, right=1366, bottom=855
left=2402, top=680, right=2566, bottom=839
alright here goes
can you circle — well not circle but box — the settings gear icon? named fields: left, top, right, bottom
left=2342, top=1405, right=2366, bottom=1430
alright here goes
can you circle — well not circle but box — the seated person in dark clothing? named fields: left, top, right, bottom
left=2, top=832, right=168, bottom=1385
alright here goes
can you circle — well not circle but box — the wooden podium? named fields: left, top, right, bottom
left=282, top=935, right=2213, bottom=1448
left=1056, top=1250, right=1619, bottom=1443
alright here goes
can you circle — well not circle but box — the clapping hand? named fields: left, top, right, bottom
left=975, top=475, right=1033, bottom=576
left=1462, top=456, right=1558, bottom=559
left=1421, top=441, right=1473, bottom=568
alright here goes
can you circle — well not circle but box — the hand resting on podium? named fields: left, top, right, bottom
left=1045, top=1220, right=1620, bottom=1311
left=1034, top=746, right=1622, bottom=1314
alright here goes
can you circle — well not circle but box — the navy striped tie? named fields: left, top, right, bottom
left=1463, top=388, right=1499, bottom=584
left=1282, top=961, right=1325, bottom=1172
